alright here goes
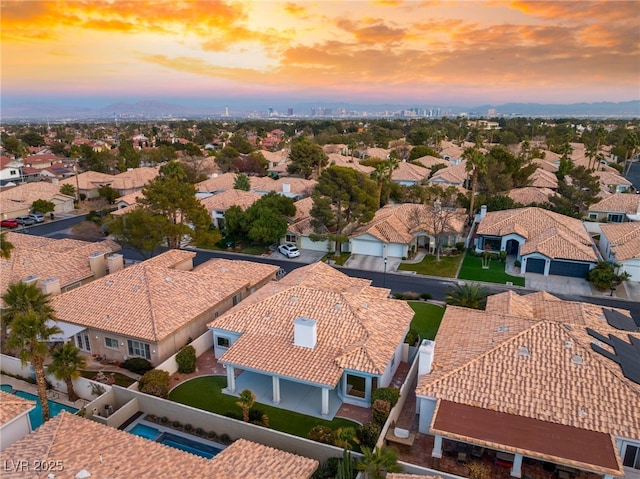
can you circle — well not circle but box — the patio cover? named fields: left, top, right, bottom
left=46, top=320, right=86, bottom=342
left=431, top=400, right=623, bottom=476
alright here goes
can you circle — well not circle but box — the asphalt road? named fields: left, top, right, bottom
left=17, top=214, right=640, bottom=320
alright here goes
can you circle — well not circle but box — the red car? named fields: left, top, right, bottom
left=1, top=218, right=19, bottom=229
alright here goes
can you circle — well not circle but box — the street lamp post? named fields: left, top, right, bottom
left=383, top=257, right=388, bottom=288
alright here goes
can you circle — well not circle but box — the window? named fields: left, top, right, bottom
left=105, top=337, right=119, bottom=349
left=285, top=234, right=297, bottom=243
left=624, top=445, right=640, bottom=470
left=127, top=340, right=151, bottom=360
left=217, top=336, right=230, bottom=348
left=588, top=213, right=597, bottom=220
left=232, top=292, right=242, bottom=306
left=214, top=311, right=219, bottom=319
left=608, top=213, right=624, bottom=223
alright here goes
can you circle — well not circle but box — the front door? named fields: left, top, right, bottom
left=75, top=333, right=91, bottom=352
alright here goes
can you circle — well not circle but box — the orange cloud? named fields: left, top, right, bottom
left=336, top=19, right=406, bottom=44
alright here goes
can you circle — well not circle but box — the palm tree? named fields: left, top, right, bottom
left=7, top=310, right=61, bottom=423
left=0, top=232, right=14, bottom=260
left=356, top=445, right=402, bottom=479
left=332, top=427, right=360, bottom=451
left=47, top=342, right=87, bottom=402
left=445, top=282, right=490, bottom=310
left=2, top=282, right=56, bottom=341
left=462, top=146, right=488, bottom=224
left=236, top=388, right=256, bottom=422
left=370, top=162, right=387, bottom=207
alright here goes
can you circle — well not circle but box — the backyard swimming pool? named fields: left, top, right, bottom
left=0, top=385, right=78, bottom=429
left=128, top=423, right=223, bottom=459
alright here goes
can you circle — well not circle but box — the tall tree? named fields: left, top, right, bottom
left=47, top=342, right=87, bottom=402
left=2, top=281, right=56, bottom=343
left=234, top=173, right=251, bottom=191
left=311, top=166, right=378, bottom=255
left=287, top=138, right=328, bottom=179
left=0, top=232, right=14, bottom=260
left=31, top=199, right=55, bottom=215
left=138, top=161, right=213, bottom=249
left=106, top=208, right=168, bottom=259
left=7, top=310, right=61, bottom=423
left=463, top=146, right=488, bottom=223
left=59, top=183, right=76, bottom=198
left=549, top=165, right=600, bottom=218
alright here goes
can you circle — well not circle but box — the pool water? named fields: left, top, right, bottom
left=128, top=423, right=222, bottom=459
left=1, top=386, right=78, bottom=429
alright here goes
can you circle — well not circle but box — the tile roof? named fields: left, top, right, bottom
left=326, top=153, right=374, bottom=174
left=476, top=207, right=597, bottom=262
left=508, top=187, right=557, bottom=206
left=210, top=262, right=414, bottom=387
left=532, top=157, right=559, bottom=172
left=196, top=173, right=239, bottom=193
left=0, top=182, right=74, bottom=215
left=109, top=166, right=160, bottom=191
left=193, top=258, right=279, bottom=288
left=199, top=189, right=261, bottom=212
left=59, top=171, right=115, bottom=190
left=589, top=193, right=640, bottom=215
left=0, top=412, right=317, bottom=479
left=417, top=292, right=640, bottom=441
left=0, top=391, right=34, bottom=426
left=351, top=203, right=467, bottom=244
left=392, top=162, right=430, bottom=183
left=413, top=155, right=450, bottom=169
left=600, top=222, right=640, bottom=261
left=529, top=168, right=558, bottom=189
left=593, top=170, right=633, bottom=189
left=0, top=232, right=121, bottom=307
left=428, top=162, right=467, bottom=185
left=49, top=250, right=267, bottom=342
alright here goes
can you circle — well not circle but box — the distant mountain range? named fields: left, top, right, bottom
left=1, top=99, right=638, bottom=121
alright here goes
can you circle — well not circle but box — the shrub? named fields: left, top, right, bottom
left=358, top=421, right=382, bottom=449
left=404, top=329, right=419, bottom=345
left=308, top=425, right=334, bottom=444
left=138, top=369, right=170, bottom=398
left=402, top=291, right=420, bottom=300
left=372, top=399, right=391, bottom=426
left=499, top=251, right=507, bottom=262
left=392, top=292, right=405, bottom=299
left=183, top=424, right=193, bottom=432
left=207, top=431, right=218, bottom=440
left=419, top=292, right=432, bottom=300
left=160, top=416, right=168, bottom=424
left=248, top=407, right=265, bottom=424
left=371, top=387, right=400, bottom=407
left=176, top=345, right=196, bottom=374
left=195, top=427, right=204, bottom=436
left=514, top=259, right=521, bottom=268
left=122, top=357, right=153, bottom=375
left=172, top=420, right=182, bottom=429
left=455, top=242, right=465, bottom=253
left=218, top=433, right=231, bottom=445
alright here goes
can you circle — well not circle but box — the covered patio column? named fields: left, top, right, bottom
left=510, top=453, right=523, bottom=478
left=272, top=376, right=281, bottom=404
left=432, top=435, right=443, bottom=458
left=226, top=365, right=236, bottom=393
left=321, top=387, right=329, bottom=416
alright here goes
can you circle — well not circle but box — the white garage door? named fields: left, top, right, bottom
left=387, top=243, right=405, bottom=258
left=621, top=263, right=640, bottom=282
left=351, top=239, right=384, bottom=257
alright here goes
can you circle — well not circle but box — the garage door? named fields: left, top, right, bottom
left=351, top=239, right=384, bottom=257
left=525, top=258, right=545, bottom=274
left=549, top=260, right=591, bottom=278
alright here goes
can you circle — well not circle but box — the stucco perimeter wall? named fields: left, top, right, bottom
left=107, top=386, right=348, bottom=464
left=155, top=331, right=213, bottom=375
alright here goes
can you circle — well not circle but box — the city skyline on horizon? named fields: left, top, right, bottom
left=2, top=1, right=639, bottom=110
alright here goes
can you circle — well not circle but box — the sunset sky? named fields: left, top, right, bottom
left=1, top=0, right=639, bottom=109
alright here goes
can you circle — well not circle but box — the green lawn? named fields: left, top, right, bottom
left=408, top=302, right=445, bottom=341
left=169, top=376, right=359, bottom=438
left=398, top=254, right=462, bottom=277
left=322, top=252, right=351, bottom=266
left=79, top=370, right=136, bottom=388
left=457, top=252, right=525, bottom=286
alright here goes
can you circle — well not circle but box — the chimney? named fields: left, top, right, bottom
left=22, top=275, right=39, bottom=286
left=418, top=339, right=436, bottom=376
left=293, top=317, right=317, bottom=348
left=282, top=183, right=291, bottom=194
left=107, top=254, right=124, bottom=274
left=480, top=205, right=487, bottom=220
left=40, top=277, right=61, bottom=296
left=89, top=252, right=106, bottom=278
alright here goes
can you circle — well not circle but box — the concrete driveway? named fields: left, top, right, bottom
left=343, top=254, right=401, bottom=273
left=525, top=273, right=592, bottom=296
left=274, top=248, right=326, bottom=264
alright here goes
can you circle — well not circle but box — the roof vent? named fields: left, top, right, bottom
left=290, top=296, right=297, bottom=303
left=105, top=280, right=114, bottom=287
left=578, top=407, right=587, bottom=417
left=335, top=303, right=342, bottom=310
left=571, top=354, right=583, bottom=365
left=221, top=267, right=228, bottom=272
left=564, top=340, right=574, bottom=349
left=518, top=346, right=530, bottom=358
left=361, top=302, right=368, bottom=309
left=497, top=325, right=509, bottom=332
left=132, top=285, right=141, bottom=292
left=165, top=276, right=173, bottom=282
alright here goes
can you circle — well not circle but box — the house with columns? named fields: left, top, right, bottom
left=208, top=261, right=414, bottom=417
left=415, top=290, right=640, bottom=479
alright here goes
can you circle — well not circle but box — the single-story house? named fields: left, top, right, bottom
left=588, top=194, right=640, bottom=223
left=50, top=250, right=279, bottom=366
left=391, top=161, right=430, bottom=186
left=0, top=391, right=35, bottom=451
left=209, top=262, right=415, bottom=417
left=0, top=182, right=75, bottom=219
left=507, top=187, right=557, bottom=206
left=199, top=189, right=261, bottom=229
left=325, top=152, right=374, bottom=176
left=416, top=291, right=640, bottom=479
left=475, top=207, right=599, bottom=277
left=594, top=170, right=634, bottom=195
left=349, top=203, right=466, bottom=258
left=0, top=232, right=121, bottom=306
left=599, top=222, right=640, bottom=281
left=528, top=168, right=558, bottom=190
left=427, top=162, right=467, bottom=188
left=59, top=171, right=116, bottom=199
left=283, top=197, right=330, bottom=252
left=0, top=412, right=318, bottom=478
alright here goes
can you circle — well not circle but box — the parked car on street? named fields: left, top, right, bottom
left=0, top=218, right=19, bottom=229
left=15, top=216, right=36, bottom=226
left=278, top=243, right=300, bottom=258
left=28, top=213, right=45, bottom=223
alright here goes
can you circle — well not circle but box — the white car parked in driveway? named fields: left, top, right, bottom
left=278, top=243, right=300, bottom=258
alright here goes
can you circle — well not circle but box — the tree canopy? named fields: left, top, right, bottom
left=287, top=138, right=328, bottom=179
